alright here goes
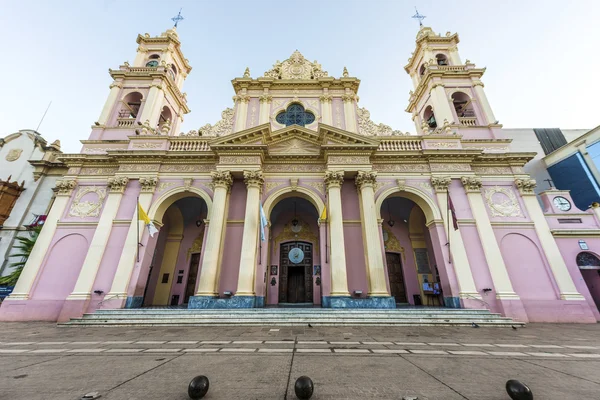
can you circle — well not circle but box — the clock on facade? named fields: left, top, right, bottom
left=553, top=196, right=571, bottom=211
left=288, top=247, right=304, bottom=264
left=145, top=60, right=159, bottom=67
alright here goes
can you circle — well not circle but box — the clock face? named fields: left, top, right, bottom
left=553, top=196, right=571, bottom=211
left=288, top=247, right=304, bottom=264
left=146, top=60, right=159, bottom=67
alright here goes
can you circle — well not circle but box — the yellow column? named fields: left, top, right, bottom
left=67, top=177, right=129, bottom=301
left=195, top=171, right=232, bottom=296
left=97, top=82, right=122, bottom=125
left=233, top=94, right=250, bottom=132
left=430, top=84, right=454, bottom=124
left=516, top=178, right=584, bottom=300
left=235, top=170, right=264, bottom=296
left=258, top=94, right=272, bottom=125
left=356, top=171, right=389, bottom=296
left=106, top=177, right=157, bottom=300
left=320, top=93, right=333, bottom=125
left=7, top=180, right=77, bottom=300
left=342, top=94, right=357, bottom=132
left=325, top=170, right=350, bottom=296
left=431, top=177, right=480, bottom=299
left=139, top=85, right=162, bottom=126
left=473, top=82, right=497, bottom=125
left=461, top=176, right=519, bottom=300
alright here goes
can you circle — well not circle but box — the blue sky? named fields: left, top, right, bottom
left=2, top=0, right=599, bottom=152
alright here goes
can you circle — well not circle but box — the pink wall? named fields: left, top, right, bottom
left=341, top=181, right=367, bottom=296
left=218, top=180, right=246, bottom=296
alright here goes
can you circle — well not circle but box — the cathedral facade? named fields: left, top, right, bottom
left=2, top=26, right=600, bottom=323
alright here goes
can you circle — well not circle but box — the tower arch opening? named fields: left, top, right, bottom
left=119, top=92, right=143, bottom=120
left=423, top=105, right=437, bottom=129
left=452, top=92, right=476, bottom=124
left=435, top=54, right=448, bottom=65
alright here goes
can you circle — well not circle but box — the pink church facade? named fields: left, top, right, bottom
left=2, top=26, right=600, bottom=324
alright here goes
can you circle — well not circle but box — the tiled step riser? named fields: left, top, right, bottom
left=69, top=318, right=520, bottom=324
left=79, top=316, right=512, bottom=322
left=93, top=308, right=493, bottom=314
left=65, top=322, right=522, bottom=327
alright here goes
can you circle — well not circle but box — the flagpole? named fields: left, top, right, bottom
left=137, top=196, right=140, bottom=263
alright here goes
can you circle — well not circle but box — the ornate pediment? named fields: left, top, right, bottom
left=182, top=108, right=234, bottom=137
left=268, top=137, right=321, bottom=156
left=263, top=50, right=328, bottom=80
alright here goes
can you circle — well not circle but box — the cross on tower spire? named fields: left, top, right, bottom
left=412, top=7, right=426, bottom=27
left=171, top=8, right=184, bottom=28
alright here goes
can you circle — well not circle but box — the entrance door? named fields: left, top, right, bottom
left=185, top=253, right=201, bottom=304
left=279, top=242, right=313, bottom=303
left=386, top=252, right=407, bottom=303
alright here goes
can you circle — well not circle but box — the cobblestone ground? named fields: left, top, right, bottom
left=0, top=322, right=599, bottom=399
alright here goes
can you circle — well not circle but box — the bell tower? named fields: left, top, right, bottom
left=404, top=26, right=500, bottom=139
left=89, top=28, right=192, bottom=142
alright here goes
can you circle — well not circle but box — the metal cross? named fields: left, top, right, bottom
left=412, top=7, right=426, bottom=27
left=544, top=178, right=554, bottom=189
left=171, top=8, right=184, bottom=28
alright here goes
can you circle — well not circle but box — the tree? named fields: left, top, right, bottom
left=0, top=226, right=42, bottom=286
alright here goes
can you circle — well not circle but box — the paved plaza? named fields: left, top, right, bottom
left=0, top=322, right=599, bottom=399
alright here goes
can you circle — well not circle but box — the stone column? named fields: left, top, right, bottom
left=233, top=94, right=250, bottom=132
left=430, top=84, right=455, bottom=124
left=97, top=82, right=122, bottom=125
left=320, top=93, right=333, bottom=125
left=67, top=177, right=129, bottom=301
left=431, top=176, right=480, bottom=300
left=356, top=171, right=389, bottom=296
left=235, top=170, right=264, bottom=300
left=258, top=94, right=272, bottom=125
left=106, top=177, right=157, bottom=302
left=325, top=170, right=350, bottom=296
left=461, top=176, right=527, bottom=318
left=195, top=171, right=233, bottom=296
left=516, top=178, right=584, bottom=300
left=342, top=94, right=357, bottom=133
left=473, top=82, right=497, bottom=125
left=7, top=180, right=77, bottom=300
left=139, top=85, right=161, bottom=125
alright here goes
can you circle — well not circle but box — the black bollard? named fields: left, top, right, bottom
left=188, top=375, right=210, bottom=399
left=506, top=379, right=533, bottom=400
left=294, top=376, right=314, bottom=399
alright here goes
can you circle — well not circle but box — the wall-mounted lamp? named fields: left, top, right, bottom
left=270, top=277, right=277, bottom=286
left=386, top=200, right=395, bottom=227
left=315, top=277, right=321, bottom=286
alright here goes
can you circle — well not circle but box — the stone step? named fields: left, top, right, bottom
left=91, top=308, right=497, bottom=315
left=78, top=313, right=511, bottom=320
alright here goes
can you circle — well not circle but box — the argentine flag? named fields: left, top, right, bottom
left=260, top=203, right=268, bottom=241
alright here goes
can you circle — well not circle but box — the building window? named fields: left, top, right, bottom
left=275, top=104, right=315, bottom=127
left=577, top=252, right=600, bottom=269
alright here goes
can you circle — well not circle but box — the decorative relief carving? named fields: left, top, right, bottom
left=305, top=181, right=325, bottom=196
left=69, top=186, right=107, bottom=217
left=335, top=105, right=342, bottom=128
left=324, top=170, right=345, bottom=189
left=55, top=180, right=77, bottom=196
left=269, top=138, right=320, bottom=155
left=157, top=181, right=177, bottom=192
left=373, top=164, right=430, bottom=172
left=160, top=164, right=212, bottom=172
left=265, top=181, right=283, bottom=193
left=120, top=164, right=159, bottom=172
left=460, top=176, right=482, bottom=193
left=328, top=155, right=370, bottom=165
left=514, top=178, right=536, bottom=195
left=183, top=108, right=234, bottom=137
left=67, top=167, right=81, bottom=175
left=289, top=178, right=299, bottom=191
left=417, top=181, right=433, bottom=192
left=356, top=107, right=404, bottom=136
left=80, top=167, right=118, bottom=175
left=396, top=179, right=406, bottom=191
left=5, top=148, right=23, bottom=161
left=107, top=177, right=129, bottom=193
left=355, top=171, right=377, bottom=190
left=428, top=142, right=458, bottom=149
left=187, top=231, right=205, bottom=262
left=263, top=51, right=328, bottom=80
left=183, top=178, right=193, bottom=191
left=263, top=164, right=325, bottom=173
left=484, top=186, right=523, bottom=217
left=219, top=155, right=261, bottom=165
left=83, top=148, right=116, bottom=154
left=511, top=166, right=525, bottom=174
left=373, top=181, right=387, bottom=192
left=274, top=219, right=318, bottom=247
left=139, top=177, right=158, bottom=193
left=472, top=166, right=512, bottom=175
left=382, top=224, right=405, bottom=258
left=211, top=170, right=233, bottom=189
left=430, top=163, right=471, bottom=172
left=431, top=176, right=451, bottom=192
left=243, top=170, right=264, bottom=188
left=133, top=142, right=162, bottom=149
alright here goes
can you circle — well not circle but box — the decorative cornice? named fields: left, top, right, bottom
left=515, top=178, right=536, bottom=195
left=324, top=170, right=345, bottom=189
left=460, top=176, right=482, bottom=192
left=55, top=179, right=77, bottom=196
left=243, top=169, right=264, bottom=189
left=139, top=176, right=158, bottom=193
left=107, top=176, right=129, bottom=193
left=355, top=170, right=377, bottom=190
left=431, top=176, right=451, bottom=192
left=211, top=170, right=233, bottom=190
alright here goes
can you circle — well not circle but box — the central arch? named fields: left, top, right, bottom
left=263, top=186, right=325, bottom=220
left=375, top=185, right=442, bottom=224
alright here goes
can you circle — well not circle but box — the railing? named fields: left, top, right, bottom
left=437, top=65, right=467, bottom=72
left=459, top=117, right=477, bottom=126
left=127, top=67, right=158, bottom=73
left=116, top=118, right=135, bottom=127
left=378, top=139, right=422, bottom=151
left=169, top=139, right=211, bottom=152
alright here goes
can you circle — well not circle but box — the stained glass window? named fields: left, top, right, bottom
left=276, top=104, right=315, bottom=127
left=576, top=252, right=600, bottom=267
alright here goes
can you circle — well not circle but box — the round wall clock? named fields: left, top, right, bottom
left=288, top=247, right=305, bottom=264
left=146, top=60, right=159, bottom=67
left=553, top=196, right=571, bottom=211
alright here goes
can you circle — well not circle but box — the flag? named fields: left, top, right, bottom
left=319, top=206, right=327, bottom=222
left=138, top=202, right=158, bottom=237
left=447, top=194, right=459, bottom=231
left=259, top=203, right=268, bottom=242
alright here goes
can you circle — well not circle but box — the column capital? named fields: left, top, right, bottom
left=233, top=94, right=251, bottom=103
left=320, top=93, right=333, bottom=103
left=325, top=170, right=345, bottom=189
left=342, top=93, right=358, bottom=103
left=139, top=176, right=158, bottom=193
left=107, top=176, right=129, bottom=194
left=243, top=169, right=264, bottom=189
left=259, top=94, right=272, bottom=103
left=515, top=178, right=537, bottom=195
left=355, top=170, right=377, bottom=190
left=211, top=170, right=233, bottom=190
left=460, top=176, right=482, bottom=193
left=54, top=179, right=77, bottom=196
left=431, top=176, right=451, bottom=193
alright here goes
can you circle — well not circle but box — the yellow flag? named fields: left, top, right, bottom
left=320, top=206, right=327, bottom=221
left=138, top=202, right=158, bottom=237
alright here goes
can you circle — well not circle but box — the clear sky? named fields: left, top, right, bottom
left=2, top=0, right=599, bottom=153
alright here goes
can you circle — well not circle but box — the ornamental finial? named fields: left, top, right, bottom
left=171, top=8, right=184, bottom=28
left=412, top=7, right=426, bottom=27
left=342, top=67, right=349, bottom=77
left=243, top=67, right=250, bottom=78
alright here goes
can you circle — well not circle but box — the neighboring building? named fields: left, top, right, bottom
left=0, top=130, right=65, bottom=280
left=2, top=25, right=600, bottom=324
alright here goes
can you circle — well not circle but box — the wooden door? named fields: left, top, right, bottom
left=185, top=253, right=201, bottom=304
left=279, top=242, right=313, bottom=303
left=386, top=252, right=407, bottom=303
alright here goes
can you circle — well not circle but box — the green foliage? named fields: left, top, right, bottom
left=0, top=226, right=42, bottom=286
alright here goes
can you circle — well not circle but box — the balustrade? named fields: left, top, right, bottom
left=459, top=117, right=477, bottom=126
left=377, top=139, right=422, bottom=151
left=169, top=139, right=211, bottom=152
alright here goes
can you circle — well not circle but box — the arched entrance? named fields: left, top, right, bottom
left=133, top=194, right=209, bottom=307
left=577, top=252, right=600, bottom=312
left=378, top=190, right=455, bottom=307
left=266, top=196, right=322, bottom=306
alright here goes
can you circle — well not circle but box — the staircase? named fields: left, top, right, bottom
left=61, top=308, right=524, bottom=327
